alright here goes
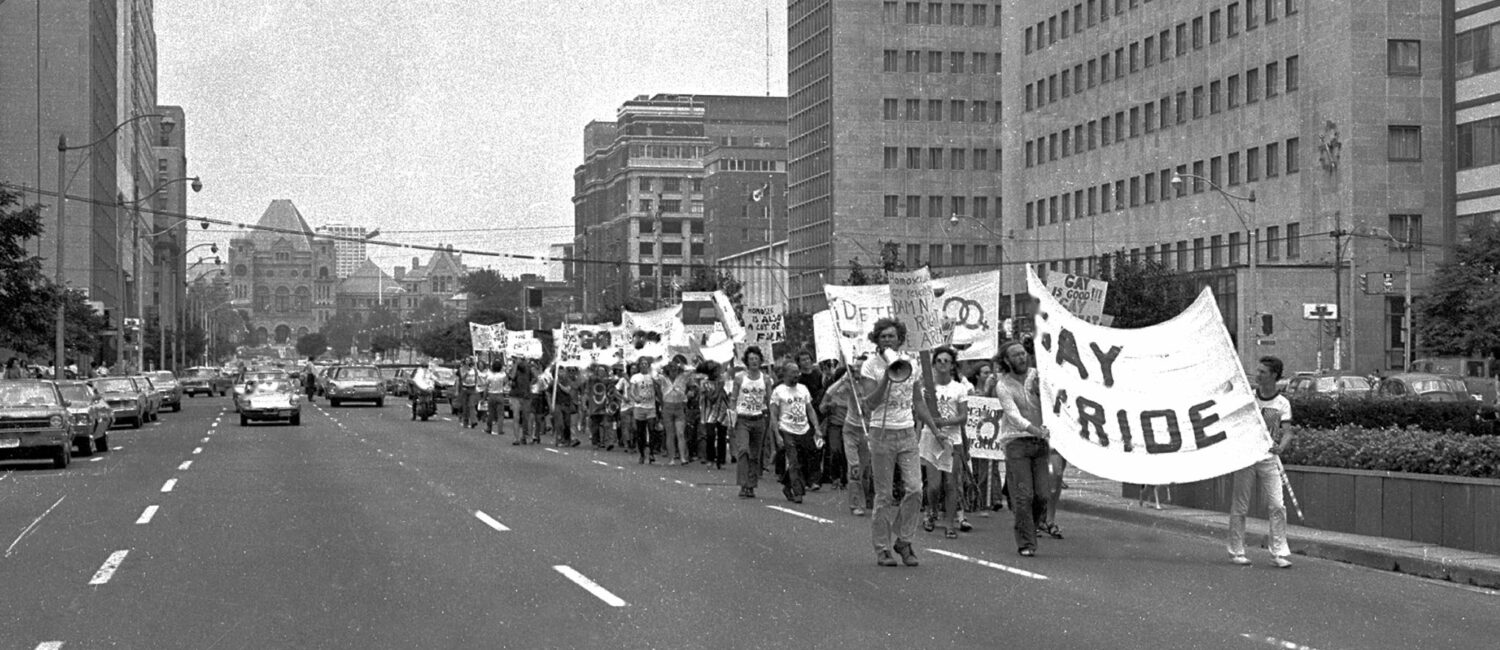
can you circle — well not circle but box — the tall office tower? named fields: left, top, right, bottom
left=315, top=222, right=370, bottom=279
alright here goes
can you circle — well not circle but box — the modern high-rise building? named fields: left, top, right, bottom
left=1455, top=3, right=1500, bottom=238
left=786, top=1, right=1008, bottom=312
left=573, top=94, right=785, bottom=315
left=151, top=106, right=190, bottom=370
left=315, top=222, right=370, bottom=279
left=116, top=0, right=160, bottom=370
left=1003, top=0, right=1449, bottom=373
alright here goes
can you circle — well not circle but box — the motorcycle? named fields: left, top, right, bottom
left=410, top=370, right=438, bottom=421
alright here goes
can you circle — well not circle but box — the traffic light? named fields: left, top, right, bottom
left=1382, top=272, right=1394, bottom=293
left=1260, top=314, right=1274, bottom=336
left=1359, top=273, right=1369, bottom=294
left=526, top=287, right=543, bottom=309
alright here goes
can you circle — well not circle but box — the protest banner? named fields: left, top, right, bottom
left=506, top=329, right=543, bottom=360
left=1044, top=271, right=1110, bottom=324
left=743, top=304, right=784, bottom=345
left=934, top=270, right=1002, bottom=361
left=964, top=396, right=1006, bottom=460
left=622, top=305, right=684, bottom=347
left=822, top=283, right=889, bottom=362
left=812, top=310, right=840, bottom=362
left=469, top=322, right=495, bottom=356
left=1026, top=266, right=1272, bottom=484
left=888, top=268, right=944, bottom=351
left=712, top=291, right=745, bottom=342
left=680, top=292, right=719, bottom=336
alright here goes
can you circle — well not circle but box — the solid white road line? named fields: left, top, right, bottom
left=1239, top=634, right=1323, bottom=650
left=160, top=479, right=177, bottom=493
left=192, top=447, right=202, bottom=454
left=135, top=505, right=158, bottom=525
left=591, top=460, right=610, bottom=466
left=545, top=448, right=560, bottom=454
left=553, top=565, right=627, bottom=607
left=474, top=510, right=511, bottom=532
left=178, top=461, right=192, bottom=470
left=928, top=549, right=1049, bottom=580
left=35, top=642, right=64, bottom=650
left=5, top=496, right=65, bottom=557
left=765, top=505, right=834, bottom=524
left=88, top=550, right=130, bottom=585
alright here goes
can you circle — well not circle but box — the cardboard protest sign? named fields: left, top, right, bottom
left=822, top=283, right=890, bottom=362
left=622, top=305, right=685, bottom=348
left=1044, top=271, right=1110, bottom=325
left=469, top=322, right=496, bottom=355
left=964, top=396, right=1006, bottom=460
left=743, top=304, right=784, bottom=345
left=712, top=291, right=745, bottom=342
left=934, top=270, right=1001, bottom=361
left=680, top=292, right=719, bottom=336
left=506, top=329, right=543, bottom=360
left=1026, top=267, right=1272, bottom=484
left=889, top=268, right=944, bottom=351
left=812, top=310, right=840, bottom=362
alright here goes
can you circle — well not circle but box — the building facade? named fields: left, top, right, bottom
left=573, top=94, right=785, bottom=315
left=786, top=1, right=1008, bottom=312
left=719, top=241, right=789, bottom=313
left=394, top=247, right=470, bottom=317
left=336, top=259, right=401, bottom=323
left=315, top=222, right=370, bottom=279
left=703, top=137, right=788, bottom=263
left=227, top=200, right=338, bottom=346
left=1455, top=3, right=1500, bottom=240
left=151, top=105, right=189, bottom=369
left=1003, top=0, right=1449, bottom=373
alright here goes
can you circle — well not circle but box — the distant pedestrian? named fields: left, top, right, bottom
left=3, top=358, right=24, bottom=380
left=860, top=318, right=940, bottom=567
left=772, top=361, right=820, bottom=503
left=993, top=340, right=1050, bottom=558
left=1228, top=355, right=1297, bottom=568
left=729, top=346, right=772, bottom=498
left=457, top=358, right=480, bottom=429
left=482, top=361, right=508, bottom=436
left=509, top=359, right=537, bottom=445
left=696, top=361, right=729, bottom=469
left=622, top=357, right=661, bottom=464
left=660, top=361, right=691, bottom=464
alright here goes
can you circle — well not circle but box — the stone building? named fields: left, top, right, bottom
left=227, top=200, right=338, bottom=346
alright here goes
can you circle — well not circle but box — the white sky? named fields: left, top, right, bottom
left=160, top=0, right=788, bottom=277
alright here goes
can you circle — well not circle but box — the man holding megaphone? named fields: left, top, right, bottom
left=859, top=318, right=941, bottom=568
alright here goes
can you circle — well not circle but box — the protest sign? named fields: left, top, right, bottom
left=964, top=396, right=1006, bottom=460
left=1026, top=266, right=1272, bottom=484
left=935, top=270, right=1001, bottom=360
left=680, top=292, right=718, bottom=336
left=822, top=283, right=889, bottom=362
left=506, top=329, right=543, bottom=360
left=1044, top=271, right=1110, bottom=324
left=712, top=291, right=745, bottom=342
left=812, top=310, right=840, bottom=362
left=469, top=322, right=496, bottom=355
left=743, top=304, right=784, bottom=345
left=889, top=268, right=944, bottom=351
left=622, top=305, right=685, bottom=347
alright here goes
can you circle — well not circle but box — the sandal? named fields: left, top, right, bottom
left=922, top=514, right=936, bottom=533
left=1019, top=548, right=1036, bottom=557
left=944, top=528, right=959, bottom=539
left=958, top=517, right=973, bottom=532
left=1042, top=523, right=1064, bottom=539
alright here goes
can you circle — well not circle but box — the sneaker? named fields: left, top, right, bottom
left=668, top=460, right=679, bottom=466
left=1231, top=555, right=1252, bottom=565
left=738, top=488, right=753, bottom=499
left=875, top=550, right=899, bottom=567
left=893, top=541, right=919, bottom=567
left=958, top=516, right=973, bottom=532
left=851, top=507, right=867, bottom=517
left=1272, top=557, right=1293, bottom=568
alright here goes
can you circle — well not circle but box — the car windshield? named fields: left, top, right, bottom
left=149, top=371, right=175, bottom=383
left=0, top=383, right=60, bottom=407
left=95, top=378, right=136, bottom=393
left=1410, top=380, right=1450, bottom=394
left=338, top=367, right=380, bottom=379
left=244, top=373, right=283, bottom=383
left=138, top=377, right=156, bottom=389
left=58, top=385, right=94, bottom=402
left=251, top=380, right=291, bottom=394
left=186, top=368, right=217, bottom=378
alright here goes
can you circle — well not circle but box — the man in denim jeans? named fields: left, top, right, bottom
left=822, top=358, right=874, bottom=516
left=992, top=340, right=1050, bottom=558
left=859, top=319, right=940, bottom=567
left=1228, top=355, right=1297, bottom=568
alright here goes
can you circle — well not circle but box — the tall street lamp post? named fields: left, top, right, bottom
left=1170, top=174, right=1257, bottom=368
left=124, top=176, right=203, bottom=371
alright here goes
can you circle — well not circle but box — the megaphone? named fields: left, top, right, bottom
left=882, top=349, right=913, bottom=383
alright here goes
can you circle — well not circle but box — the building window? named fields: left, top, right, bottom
left=1266, top=62, right=1279, bottom=97
left=908, top=146, right=922, bottom=169
left=1193, top=238, right=1205, bottom=269
left=1192, top=86, right=1204, bottom=118
left=928, top=2, right=942, bottom=24
left=1456, top=25, right=1500, bottom=78
left=1192, top=16, right=1204, bottom=48
left=1228, top=232, right=1241, bottom=265
left=929, top=147, right=944, bottom=169
left=1388, top=40, right=1420, bottom=76
left=1247, top=0, right=1259, bottom=29
left=950, top=100, right=966, bottom=121
left=906, top=99, right=921, bottom=120
left=1175, top=91, right=1187, bottom=124
left=951, top=196, right=966, bottom=217
left=1264, top=225, right=1281, bottom=261
left=884, top=147, right=899, bottom=169
left=929, top=99, right=943, bottom=121
left=973, top=196, right=988, bottom=219
left=884, top=195, right=900, bottom=217
left=639, top=242, right=654, bottom=256
left=930, top=196, right=945, bottom=219
left=1228, top=75, right=1241, bottom=109
left=1286, top=137, right=1300, bottom=173
left=1388, top=126, right=1421, bottom=161
left=974, top=148, right=988, bottom=169
left=883, top=49, right=899, bottom=72
left=906, top=1, right=922, bottom=23
left=950, top=3, right=964, bottom=26
left=1228, top=2, right=1240, bottom=36
left=907, top=195, right=922, bottom=219
left=1266, top=142, right=1280, bottom=177
left=1247, top=147, right=1261, bottom=182
left=1286, top=222, right=1300, bottom=259
left=1210, top=80, right=1222, bottom=114
left=1247, top=68, right=1260, bottom=104
left=1210, top=9, right=1221, bottom=43
left=950, top=51, right=966, bottom=73
left=1129, top=42, right=1140, bottom=73
left=883, top=99, right=899, bottom=120
left=1286, top=55, right=1299, bottom=91
left=1228, top=152, right=1241, bottom=185
left=1210, top=156, right=1223, bottom=187
left=1176, top=241, right=1188, bottom=271
left=1389, top=214, right=1423, bottom=248
left=906, top=50, right=921, bottom=72
left=951, top=148, right=966, bottom=169
left=928, top=50, right=943, bottom=72
left=1458, top=116, right=1500, bottom=169
left=662, top=242, right=683, bottom=256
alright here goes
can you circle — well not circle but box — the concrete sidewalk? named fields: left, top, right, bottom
left=1054, top=469, right=1500, bottom=590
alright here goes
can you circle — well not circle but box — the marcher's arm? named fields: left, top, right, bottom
left=912, top=385, right=940, bottom=433
left=996, top=382, right=1046, bottom=437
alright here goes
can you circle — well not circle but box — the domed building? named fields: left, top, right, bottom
left=227, top=200, right=338, bottom=346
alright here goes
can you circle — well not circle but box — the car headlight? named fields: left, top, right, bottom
left=73, top=413, right=91, bottom=424
left=48, top=415, right=65, bottom=429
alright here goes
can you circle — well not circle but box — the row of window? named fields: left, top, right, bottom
left=1456, top=116, right=1500, bottom=170
left=1026, top=0, right=1299, bottom=57
left=637, top=242, right=707, bottom=257
left=636, top=198, right=706, bottom=214
left=880, top=1, right=1002, bottom=28
left=1456, top=21, right=1500, bottom=79
left=1023, top=137, right=1300, bottom=228
left=1024, top=40, right=1300, bottom=115
left=627, top=144, right=707, bottom=160
left=880, top=195, right=1003, bottom=220
left=1025, top=60, right=1298, bottom=169
left=881, top=49, right=1002, bottom=75
left=882, top=98, right=1003, bottom=123
left=1130, top=224, right=1302, bottom=273
left=882, top=146, right=1003, bottom=172
left=636, top=217, right=706, bottom=234
left=711, top=159, right=782, bottom=173
left=890, top=242, right=1000, bottom=268
left=635, top=176, right=704, bottom=193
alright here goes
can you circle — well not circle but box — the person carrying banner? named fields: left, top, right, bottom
left=696, top=361, right=730, bottom=469
left=860, top=319, right=940, bottom=568
left=993, top=340, right=1051, bottom=558
left=772, top=361, right=822, bottom=504
left=821, top=360, right=873, bottom=516
left=728, top=346, right=773, bottom=498
left=482, top=360, right=509, bottom=436
left=921, top=347, right=969, bottom=539
left=1228, top=355, right=1298, bottom=568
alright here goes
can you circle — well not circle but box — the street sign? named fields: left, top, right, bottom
left=1257, top=338, right=1277, bottom=346
left=1302, top=303, right=1338, bottom=320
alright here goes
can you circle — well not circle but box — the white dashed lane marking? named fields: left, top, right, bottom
left=554, top=565, right=627, bottom=607
left=1240, top=634, right=1323, bottom=650
left=135, top=506, right=158, bottom=524
left=191, top=447, right=202, bottom=455
left=591, top=460, right=610, bottom=467
left=474, top=510, right=511, bottom=532
left=88, top=457, right=102, bottom=462
left=544, top=448, right=560, bottom=454
left=178, top=461, right=192, bottom=470
left=88, top=550, right=129, bottom=585
left=928, top=549, right=1049, bottom=580
left=160, top=479, right=177, bottom=493
left=765, top=505, right=834, bottom=524
left=34, top=642, right=63, bottom=650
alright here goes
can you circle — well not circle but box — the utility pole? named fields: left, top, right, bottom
left=654, top=192, right=664, bottom=308
left=1402, top=223, right=1414, bottom=371
left=1330, top=213, right=1346, bottom=371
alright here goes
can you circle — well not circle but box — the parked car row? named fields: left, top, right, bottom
left=0, top=375, right=159, bottom=468
left=1282, top=369, right=1492, bottom=404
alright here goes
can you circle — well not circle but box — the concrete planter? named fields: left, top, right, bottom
left=1122, top=466, right=1500, bottom=555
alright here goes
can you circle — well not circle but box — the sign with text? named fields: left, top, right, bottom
left=823, top=283, right=889, bottom=363
left=934, top=270, right=1001, bottom=361
left=506, top=329, right=543, bottom=360
left=1044, top=272, right=1110, bottom=324
left=1027, top=266, right=1272, bottom=484
left=744, top=304, right=784, bottom=345
left=964, top=396, right=1006, bottom=460
left=889, top=268, right=944, bottom=351
left=712, top=291, right=745, bottom=342
left=812, top=309, right=841, bottom=362
left=470, top=322, right=496, bottom=355
left=554, top=325, right=620, bottom=368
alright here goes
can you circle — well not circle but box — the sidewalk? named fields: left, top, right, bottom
left=1055, top=469, right=1500, bottom=590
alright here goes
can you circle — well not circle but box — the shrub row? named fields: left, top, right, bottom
left=1281, top=425, right=1500, bottom=479
left=1287, top=395, right=1500, bottom=437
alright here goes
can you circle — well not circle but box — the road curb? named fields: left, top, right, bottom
left=1061, top=494, right=1500, bottom=590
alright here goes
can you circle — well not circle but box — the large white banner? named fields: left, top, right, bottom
left=889, top=268, right=944, bottom=351
left=553, top=325, right=620, bottom=368
left=935, top=270, right=1001, bottom=361
left=469, top=322, right=496, bottom=355
left=812, top=310, right=840, bottom=362
left=1027, top=266, right=1272, bottom=485
left=823, top=283, right=890, bottom=363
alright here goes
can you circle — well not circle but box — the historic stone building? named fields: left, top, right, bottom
left=227, top=200, right=338, bottom=346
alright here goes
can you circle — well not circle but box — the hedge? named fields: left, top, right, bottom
left=1287, top=395, right=1500, bottom=437
left=1281, top=425, right=1500, bottom=479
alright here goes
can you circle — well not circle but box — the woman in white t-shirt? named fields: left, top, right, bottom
left=728, top=346, right=772, bottom=499
left=920, top=347, right=969, bottom=538
left=771, top=361, right=822, bottom=503
left=618, top=357, right=661, bottom=464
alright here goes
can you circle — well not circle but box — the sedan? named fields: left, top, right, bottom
left=234, top=370, right=289, bottom=413
left=239, top=378, right=304, bottom=426
left=131, top=375, right=163, bottom=421
left=1374, top=373, right=1467, bottom=402
left=181, top=366, right=232, bottom=397
left=0, top=380, right=78, bottom=468
left=326, top=366, right=386, bottom=407
left=147, top=370, right=184, bottom=413
left=1285, top=373, right=1373, bottom=398
left=56, top=381, right=113, bottom=454
left=90, top=377, right=147, bottom=429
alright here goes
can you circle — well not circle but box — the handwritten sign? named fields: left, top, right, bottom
left=744, top=304, right=784, bottom=345
left=935, top=270, right=1001, bottom=360
left=889, top=268, right=943, bottom=351
left=1044, top=272, right=1110, bottom=323
left=964, top=396, right=1006, bottom=460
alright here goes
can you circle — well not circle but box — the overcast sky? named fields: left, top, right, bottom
left=160, top=0, right=788, bottom=278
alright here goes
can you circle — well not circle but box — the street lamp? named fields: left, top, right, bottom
left=123, top=176, right=203, bottom=372
left=1170, top=174, right=1258, bottom=365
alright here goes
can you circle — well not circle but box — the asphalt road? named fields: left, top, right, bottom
left=2, top=395, right=1495, bottom=649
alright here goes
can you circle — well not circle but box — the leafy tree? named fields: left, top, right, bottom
left=843, top=241, right=909, bottom=286
left=320, top=311, right=358, bottom=357
left=781, top=311, right=816, bottom=360
left=416, top=321, right=470, bottom=361
left=1416, top=219, right=1500, bottom=358
left=0, top=187, right=105, bottom=360
left=370, top=333, right=402, bottom=356
left=296, top=332, right=328, bottom=359
left=1098, top=254, right=1197, bottom=329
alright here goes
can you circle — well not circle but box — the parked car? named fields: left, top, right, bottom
left=0, top=380, right=78, bottom=468
left=1374, top=373, right=1468, bottom=402
left=325, top=365, right=386, bottom=407
left=130, top=375, right=163, bottom=422
left=1284, top=372, right=1373, bottom=398
left=1411, top=357, right=1499, bottom=405
left=55, top=381, right=112, bottom=454
left=180, top=366, right=232, bottom=397
left=238, top=376, right=303, bottom=426
left=147, top=371, right=183, bottom=412
left=386, top=367, right=415, bottom=397
left=89, top=377, right=147, bottom=429
left=233, top=370, right=290, bottom=413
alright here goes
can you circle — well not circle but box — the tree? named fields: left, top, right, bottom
left=1099, top=254, right=1197, bottom=329
left=295, top=332, right=329, bottom=359
left=1415, top=219, right=1500, bottom=358
left=0, top=187, right=105, bottom=360
left=843, top=241, right=909, bottom=286
left=416, top=321, right=470, bottom=361
left=370, top=333, right=402, bottom=356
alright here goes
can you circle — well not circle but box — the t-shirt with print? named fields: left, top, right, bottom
left=626, top=372, right=658, bottom=420
left=733, top=371, right=769, bottom=416
left=772, top=383, right=813, bottom=434
left=1255, top=390, right=1293, bottom=459
left=932, top=379, right=968, bottom=444
left=860, top=352, right=919, bottom=430
left=661, top=373, right=689, bottom=405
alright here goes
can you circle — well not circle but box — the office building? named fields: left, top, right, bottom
left=703, top=134, right=787, bottom=263
left=786, top=0, right=1008, bottom=312
left=1455, top=3, right=1500, bottom=237
left=315, top=222, right=370, bottom=279
left=151, top=106, right=189, bottom=369
left=1003, top=0, right=1448, bottom=372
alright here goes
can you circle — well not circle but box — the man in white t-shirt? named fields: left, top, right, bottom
left=859, top=318, right=940, bottom=568
left=771, top=361, right=822, bottom=504
left=1228, top=355, right=1298, bottom=568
